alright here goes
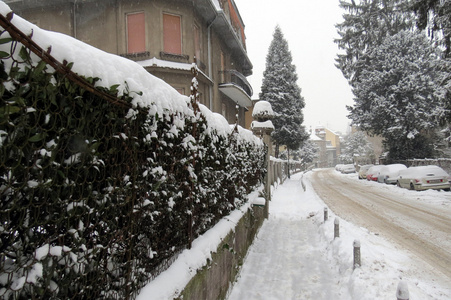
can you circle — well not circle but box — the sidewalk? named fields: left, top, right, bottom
left=227, top=173, right=350, bottom=299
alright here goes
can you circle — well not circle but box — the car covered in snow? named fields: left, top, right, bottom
left=340, top=164, right=356, bottom=174
left=366, top=165, right=384, bottom=181
left=335, top=164, right=345, bottom=172
left=377, top=164, right=407, bottom=184
left=397, top=165, right=451, bottom=191
left=358, top=164, right=374, bottom=180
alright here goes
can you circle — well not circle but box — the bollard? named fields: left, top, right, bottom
left=324, top=207, right=328, bottom=222
left=334, top=218, right=339, bottom=239
left=396, top=281, right=409, bottom=300
left=353, top=239, right=361, bottom=269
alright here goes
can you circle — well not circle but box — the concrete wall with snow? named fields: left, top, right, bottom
left=179, top=205, right=265, bottom=300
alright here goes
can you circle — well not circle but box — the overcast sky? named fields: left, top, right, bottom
left=235, top=0, right=354, bottom=134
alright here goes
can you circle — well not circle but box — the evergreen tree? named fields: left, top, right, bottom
left=335, top=0, right=414, bottom=86
left=298, top=140, right=319, bottom=164
left=348, top=30, right=446, bottom=160
left=259, top=25, right=308, bottom=157
left=339, top=131, right=374, bottom=163
left=410, top=1, right=451, bottom=133
left=411, top=0, right=451, bottom=58
left=335, top=0, right=449, bottom=160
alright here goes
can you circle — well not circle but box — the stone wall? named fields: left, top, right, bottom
left=178, top=205, right=265, bottom=300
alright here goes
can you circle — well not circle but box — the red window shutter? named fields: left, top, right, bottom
left=163, top=14, right=182, bottom=54
left=127, top=12, right=145, bottom=53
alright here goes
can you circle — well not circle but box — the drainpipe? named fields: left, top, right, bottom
left=73, top=0, right=77, bottom=39
left=207, top=13, right=218, bottom=111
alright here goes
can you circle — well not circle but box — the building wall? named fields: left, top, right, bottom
left=324, top=128, right=341, bottom=156
left=21, top=4, right=73, bottom=35
left=314, top=126, right=341, bottom=165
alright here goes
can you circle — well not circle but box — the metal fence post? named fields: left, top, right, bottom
left=353, top=239, right=361, bottom=269
left=334, top=218, right=339, bottom=239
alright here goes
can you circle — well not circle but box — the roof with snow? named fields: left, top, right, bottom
left=309, top=133, right=323, bottom=141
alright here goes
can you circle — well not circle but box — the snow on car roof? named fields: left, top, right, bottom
left=399, top=165, right=449, bottom=177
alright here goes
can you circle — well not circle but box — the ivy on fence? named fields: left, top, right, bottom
left=0, top=12, right=265, bottom=300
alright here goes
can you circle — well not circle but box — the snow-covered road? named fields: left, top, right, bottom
left=226, top=170, right=451, bottom=299
left=311, top=168, right=451, bottom=280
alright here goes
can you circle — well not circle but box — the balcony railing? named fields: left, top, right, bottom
left=120, top=51, right=151, bottom=61
left=218, top=69, right=253, bottom=97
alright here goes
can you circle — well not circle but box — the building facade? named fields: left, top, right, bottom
left=311, top=125, right=341, bottom=167
left=6, top=0, right=253, bottom=127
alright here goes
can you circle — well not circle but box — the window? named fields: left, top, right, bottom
left=163, top=13, right=182, bottom=55
left=194, top=24, right=201, bottom=63
left=126, top=12, right=145, bottom=53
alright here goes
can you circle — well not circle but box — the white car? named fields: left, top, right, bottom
left=341, top=164, right=356, bottom=174
left=377, top=164, right=407, bottom=184
left=335, top=164, right=345, bottom=172
left=397, top=165, right=451, bottom=191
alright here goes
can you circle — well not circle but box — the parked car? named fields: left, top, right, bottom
left=335, top=164, right=345, bottom=172
left=358, top=164, right=374, bottom=180
left=366, top=165, right=384, bottom=181
left=341, top=164, right=356, bottom=174
left=397, top=165, right=451, bottom=191
left=377, top=164, right=407, bottom=184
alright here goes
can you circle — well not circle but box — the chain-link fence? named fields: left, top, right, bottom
left=0, top=11, right=265, bottom=299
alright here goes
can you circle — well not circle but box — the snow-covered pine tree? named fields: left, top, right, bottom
left=348, top=30, right=446, bottom=161
left=298, top=140, right=319, bottom=164
left=411, top=0, right=451, bottom=136
left=411, top=0, right=451, bottom=58
left=335, top=0, right=414, bottom=86
left=259, top=25, right=308, bottom=157
left=339, top=131, right=374, bottom=163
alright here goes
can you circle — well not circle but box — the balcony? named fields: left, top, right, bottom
left=218, top=69, right=253, bottom=108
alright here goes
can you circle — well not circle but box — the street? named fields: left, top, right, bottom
left=310, top=168, right=451, bottom=280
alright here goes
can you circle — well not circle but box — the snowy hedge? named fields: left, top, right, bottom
left=0, top=4, right=265, bottom=299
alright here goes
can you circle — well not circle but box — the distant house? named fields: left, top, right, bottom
left=5, top=0, right=253, bottom=127
left=310, top=132, right=327, bottom=168
left=313, top=125, right=341, bottom=167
